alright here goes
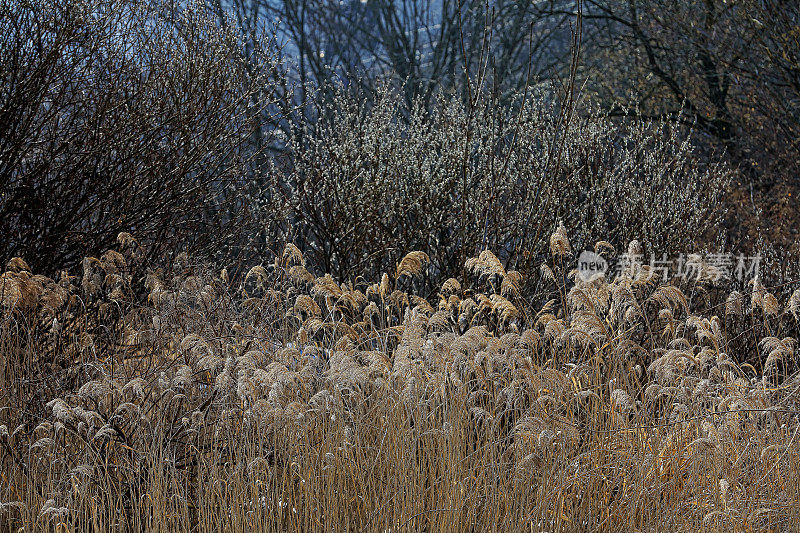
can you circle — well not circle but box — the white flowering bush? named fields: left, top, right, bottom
left=276, top=85, right=730, bottom=293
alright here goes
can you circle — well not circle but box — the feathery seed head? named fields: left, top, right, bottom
left=396, top=251, right=429, bottom=279
left=549, top=222, right=571, bottom=257
left=789, top=289, right=800, bottom=320
left=725, top=291, right=744, bottom=317
left=282, top=243, right=305, bottom=267
left=6, top=257, right=30, bottom=273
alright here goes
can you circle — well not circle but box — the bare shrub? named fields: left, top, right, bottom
left=0, top=0, right=283, bottom=275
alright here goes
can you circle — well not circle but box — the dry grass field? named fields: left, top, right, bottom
left=5, top=0, right=800, bottom=531
left=2, top=230, right=800, bottom=532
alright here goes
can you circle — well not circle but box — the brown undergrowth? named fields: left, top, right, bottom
left=1, top=230, right=800, bottom=532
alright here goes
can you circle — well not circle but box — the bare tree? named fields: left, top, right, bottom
left=0, top=0, right=284, bottom=274
left=537, top=0, right=800, bottom=189
left=254, top=0, right=575, bottom=111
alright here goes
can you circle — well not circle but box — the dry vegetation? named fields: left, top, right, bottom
left=4, top=1, right=800, bottom=531
left=2, top=229, right=800, bottom=532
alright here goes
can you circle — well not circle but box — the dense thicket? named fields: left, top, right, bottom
left=251, top=0, right=800, bottom=188
left=0, top=0, right=282, bottom=274
left=2, top=0, right=798, bottom=286
left=275, top=86, right=730, bottom=292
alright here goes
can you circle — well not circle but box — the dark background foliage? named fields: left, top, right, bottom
left=2, top=0, right=798, bottom=290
